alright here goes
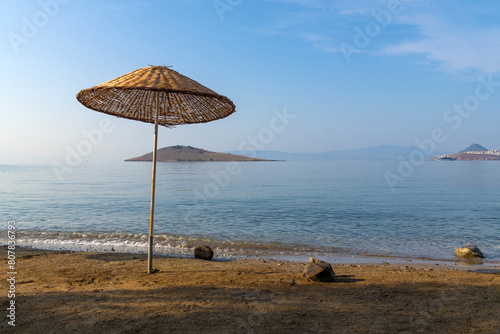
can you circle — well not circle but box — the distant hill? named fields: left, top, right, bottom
left=128, top=145, right=453, bottom=162
left=228, top=145, right=430, bottom=161
left=126, top=145, right=275, bottom=162
left=431, top=144, right=500, bottom=161
left=458, top=143, right=488, bottom=153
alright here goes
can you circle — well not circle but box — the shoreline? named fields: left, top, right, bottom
left=7, top=245, right=500, bottom=271
left=2, top=246, right=500, bottom=333
left=4, top=240, right=500, bottom=269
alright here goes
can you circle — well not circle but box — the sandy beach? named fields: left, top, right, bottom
left=2, top=246, right=499, bottom=334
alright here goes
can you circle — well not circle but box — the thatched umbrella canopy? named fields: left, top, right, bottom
left=77, top=65, right=236, bottom=273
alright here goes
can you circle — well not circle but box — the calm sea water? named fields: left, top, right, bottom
left=1, top=161, right=499, bottom=263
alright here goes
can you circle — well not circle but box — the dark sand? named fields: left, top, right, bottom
left=2, top=247, right=500, bottom=333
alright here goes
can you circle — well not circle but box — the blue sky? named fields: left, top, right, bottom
left=1, top=0, right=499, bottom=163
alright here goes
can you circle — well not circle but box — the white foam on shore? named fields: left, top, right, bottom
left=2, top=230, right=499, bottom=265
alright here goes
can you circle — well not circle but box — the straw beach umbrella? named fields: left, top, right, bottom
left=76, top=66, right=236, bottom=273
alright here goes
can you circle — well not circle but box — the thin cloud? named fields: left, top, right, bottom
left=384, top=16, right=500, bottom=74
left=260, top=0, right=500, bottom=74
left=271, top=10, right=333, bottom=29
left=300, top=33, right=339, bottom=53
left=265, top=0, right=335, bottom=9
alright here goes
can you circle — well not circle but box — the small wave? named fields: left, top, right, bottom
left=2, top=230, right=499, bottom=264
left=1, top=230, right=355, bottom=258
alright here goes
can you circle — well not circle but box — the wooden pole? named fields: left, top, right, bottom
left=148, top=92, right=160, bottom=274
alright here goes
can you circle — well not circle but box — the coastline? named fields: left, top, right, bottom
left=4, top=161, right=500, bottom=273
left=2, top=246, right=499, bottom=333
left=4, top=232, right=500, bottom=269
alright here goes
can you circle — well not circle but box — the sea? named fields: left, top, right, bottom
left=1, top=161, right=499, bottom=265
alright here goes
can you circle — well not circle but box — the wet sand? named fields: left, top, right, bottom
left=2, top=247, right=500, bottom=333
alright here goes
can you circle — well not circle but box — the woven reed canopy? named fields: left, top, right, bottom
left=76, top=65, right=236, bottom=126
left=76, top=65, right=236, bottom=274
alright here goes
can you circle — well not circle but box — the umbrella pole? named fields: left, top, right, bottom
left=148, top=93, right=160, bottom=274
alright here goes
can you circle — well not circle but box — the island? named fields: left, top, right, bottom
left=430, top=143, right=500, bottom=161
left=125, top=145, right=277, bottom=162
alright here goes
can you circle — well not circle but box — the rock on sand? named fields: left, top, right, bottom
left=194, top=245, right=214, bottom=260
left=454, top=245, right=484, bottom=258
left=303, top=258, right=335, bottom=282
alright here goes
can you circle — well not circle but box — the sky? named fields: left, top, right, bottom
left=1, top=0, right=499, bottom=164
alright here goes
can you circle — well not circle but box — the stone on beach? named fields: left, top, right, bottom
left=302, top=258, right=335, bottom=282
left=194, top=245, right=214, bottom=260
left=454, top=245, right=484, bottom=258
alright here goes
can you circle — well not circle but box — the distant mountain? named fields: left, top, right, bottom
left=126, top=145, right=275, bottom=162
left=458, top=143, right=488, bottom=153
left=431, top=144, right=500, bottom=161
left=228, top=145, right=427, bottom=161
